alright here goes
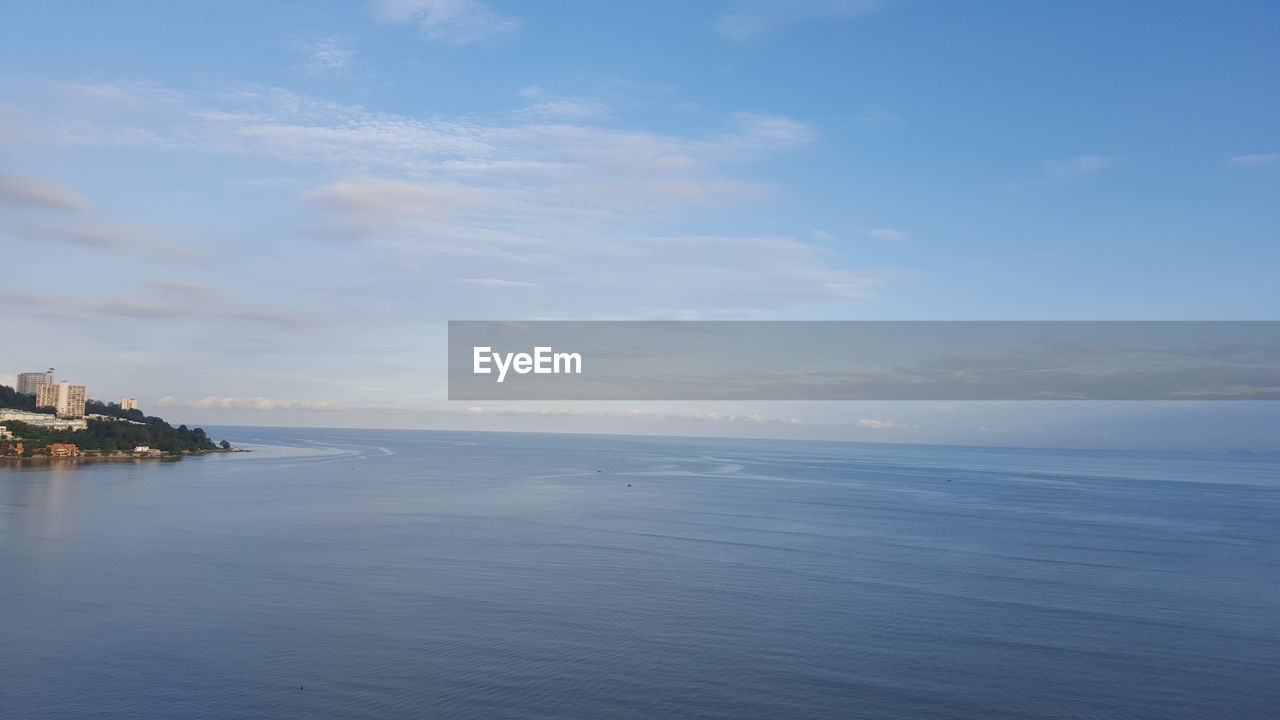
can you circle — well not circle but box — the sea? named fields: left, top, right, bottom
left=1, top=427, right=1277, bottom=719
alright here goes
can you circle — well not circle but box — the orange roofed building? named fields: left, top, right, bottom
left=45, top=443, right=80, bottom=457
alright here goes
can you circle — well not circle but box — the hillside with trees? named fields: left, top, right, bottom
left=0, top=385, right=47, bottom=412
left=1, top=385, right=224, bottom=456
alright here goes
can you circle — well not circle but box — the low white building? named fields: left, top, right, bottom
left=0, top=410, right=88, bottom=431
left=87, top=414, right=145, bottom=425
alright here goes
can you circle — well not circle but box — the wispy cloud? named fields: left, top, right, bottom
left=460, top=278, right=540, bottom=288
left=4, top=220, right=205, bottom=263
left=0, top=173, right=209, bottom=264
left=157, top=396, right=340, bottom=411
left=148, top=280, right=226, bottom=298
left=0, top=174, right=89, bottom=212
left=1041, top=155, right=1116, bottom=181
left=715, top=0, right=881, bottom=40
left=35, top=83, right=812, bottom=203
left=12, top=79, right=888, bottom=319
left=864, top=227, right=907, bottom=241
left=241, top=177, right=302, bottom=187
left=0, top=101, right=28, bottom=144
left=369, top=0, right=521, bottom=43
left=307, top=177, right=494, bottom=223
left=148, top=399, right=808, bottom=427
left=856, top=418, right=912, bottom=431
left=0, top=287, right=307, bottom=329
left=1169, top=385, right=1280, bottom=398
left=855, top=104, right=899, bottom=125
left=288, top=35, right=354, bottom=75
left=1228, top=153, right=1279, bottom=168
left=516, top=87, right=612, bottom=120
left=0, top=290, right=46, bottom=307
left=458, top=406, right=805, bottom=425
left=302, top=175, right=891, bottom=315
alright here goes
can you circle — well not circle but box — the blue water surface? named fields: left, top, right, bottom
left=2, top=428, right=1277, bottom=719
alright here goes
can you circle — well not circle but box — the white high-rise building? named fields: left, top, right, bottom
left=121, top=398, right=139, bottom=411
left=16, top=368, right=55, bottom=395
left=36, top=381, right=87, bottom=419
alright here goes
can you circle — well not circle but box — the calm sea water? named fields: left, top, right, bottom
left=1, top=428, right=1277, bottom=719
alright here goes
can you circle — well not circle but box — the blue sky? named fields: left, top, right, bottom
left=1, top=1, right=1277, bottom=449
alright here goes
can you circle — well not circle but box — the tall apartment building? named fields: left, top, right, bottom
left=121, top=398, right=138, bottom=411
left=36, top=381, right=87, bottom=418
left=16, top=368, right=56, bottom=395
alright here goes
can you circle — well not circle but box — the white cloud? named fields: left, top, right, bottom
left=288, top=35, right=354, bottom=75
left=1169, top=385, right=1280, bottom=398
left=856, top=418, right=911, bottom=431
left=0, top=101, right=29, bottom=144
left=148, top=281, right=223, bottom=298
left=864, top=227, right=906, bottom=241
left=0, top=174, right=89, bottom=212
left=460, top=278, right=540, bottom=288
left=518, top=98, right=612, bottom=120
left=722, top=112, right=818, bottom=154
left=0, top=290, right=46, bottom=308
left=458, top=406, right=804, bottom=425
left=4, top=220, right=205, bottom=263
left=52, top=80, right=177, bottom=109
left=241, top=177, right=301, bottom=187
left=157, top=396, right=338, bottom=411
left=855, top=104, right=899, bottom=125
left=150, top=399, right=808, bottom=426
left=0, top=287, right=306, bottom=329
left=715, top=0, right=881, bottom=40
left=307, top=177, right=494, bottom=220
left=34, top=83, right=813, bottom=209
left=0, top=173, right=204, bottom=266
left=13, top=79, right=889, bottom=320
left=369, top=0, right=520, bottom=43
left=1228, top=154, right=1279, bottom=168
left=514, top=85, right=611, bottom=119
left=1041, top=155, right=1116, bottom=180
left=300, top=178, right=892, bottom=315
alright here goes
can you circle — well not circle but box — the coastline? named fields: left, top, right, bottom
left=0, top=447, right=250, bottom=466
